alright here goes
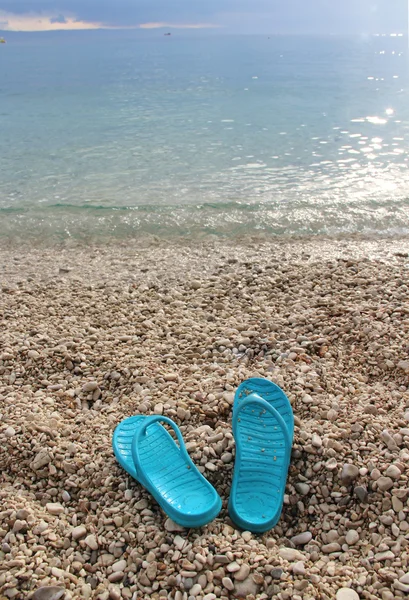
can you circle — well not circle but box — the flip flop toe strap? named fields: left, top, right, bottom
left=131, top=415, right=190, bottom=485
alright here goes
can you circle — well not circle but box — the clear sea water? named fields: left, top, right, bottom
left=0, top=30, right=408, bottom=244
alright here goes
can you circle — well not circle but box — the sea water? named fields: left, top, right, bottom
left=0, top=30, right=408, bottom=244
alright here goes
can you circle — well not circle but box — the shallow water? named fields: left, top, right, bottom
left=0, top=31, right=408, bottom=244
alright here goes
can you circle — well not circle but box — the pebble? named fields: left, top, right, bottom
left=311, top=433, right=322, bottom=448
left=227, top=561, right=241, bottom=573
left=173, top=535, right=186, bottom=551
left=222, top=577, right=234, bottom=591
left=345, top=530, right=359, bottom=545
left=4, top=426, right=16, bottom=437
left=46, top=503, right=64, bottom=516
left=271, top=568, right=283, bottom=580
left=61, top=491, right=71, bottom=502
left=71, top=525, right=87, bottom=540
left=295, top=482, right=310, bottom=495
left=336, top=589, right=360, bottom=600
left=291, top=532, right=312, bottom=545
left=385, top=465, right=401, bottom=480
left=82, top=381, right=98, bottom=392
left=84, top=534, right=98, bottom=550
left=340, top=464, right=359, bottom=484
left=234, top=564, right=250, bottom=581
left=354, top=486, right=368, bottom=503
left=279, top=548, right=305, bottom=562
left=293, top=561, right=306, bottom=576
left=377, top=477, right=394, bottom=492
left=189, top=584, right=202, bottom=597
left=322, top=543, right=341, bottom=553
left=112, top=559, right=127, bottom=572
left=32, top=588, right=65, bottom=600
left=31, top=449, right=51, bottom=471
left=165, top=518, right=185, bottom=532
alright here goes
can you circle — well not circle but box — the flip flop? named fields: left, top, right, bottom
left=228, top=394, right=292, bottom=533
left=234, top=377, right=294, bottom=443
left=113, top=415, right=222, bottom=528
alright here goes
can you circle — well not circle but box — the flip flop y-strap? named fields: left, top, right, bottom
left=131, top=415, right=191, bottom=477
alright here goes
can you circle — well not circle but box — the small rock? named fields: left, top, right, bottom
left=112, top=560, right=127, bottom=573
left=164, top=373, right=178, bottom=381
left=392, top=495, right=403, bottom=512
left=377, top=477, right=394, bottom=492
left=326, top=458, right=338, bottom=470
left=189, top=584, right=202, bottom=597
left=222, top=577, right=234, bottom=591
left=71, top=526, right=87, bottom=540
left=84, top=534, right=98, bottom=550
left=32, top=588, right=65, bottom=600
left=399, top=573, right=409, bottom=585
left=173, top=535, right=186, bottom=551
left=31, top=449, right=51, bottom=471
left=234, top=564, right=250, bottom=581
left=227, top=561, right=241, bottom=573
left=109, top=587, right=121, bottom=600
left=154, top=403, right=163, bottom=415
left=46, top=503, right=64, bottom=516
left=135, top=498, right=148, bottom=510
left=221, top=452, right=233, bottom=463
left=234, top=576, right=259, bottom=597
left=4, top=426, right=16, bottom=437
left=385, top=465, right=401, bottom=480
left=322, top=543, right=341, bottom=553
left=165, top=518, right=185, bottom=533
left=340, top=464, right=359, bottom=485
left=398, top=361, right=409, bottom=372
left=291, top=532, right=312, bottom=546
left=336, top=589, right=360, bottom=600
left=292, top=561, right=305, bottom=576
left=271, top=568, right=283, bottom=580
left=279, top=548, right=305, bottom=562
left=61, top=491, right=71, bottom=503
left=375, top=550, right=395, bottom=561
left=345, top=530, right=359, bottom=545
left=295, top=483, right=310, bottom=495
left=354, top=485, right=368, bottom=503
left=82, top=381, right=98, bottom=392
left=311, top=433, right=322, bottom=448
left=28, top=350, right=40, bottom=359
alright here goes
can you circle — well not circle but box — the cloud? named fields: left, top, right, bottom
left=0, top=11, right=103, bottom=31
left=49, top=14, right=67, bottom=24
left=139, top=22, right=220, bottom=30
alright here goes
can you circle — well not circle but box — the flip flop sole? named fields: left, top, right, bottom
left=235, top=377, right=294, bottom=443
left=229, top=395, right=291, bottom=533
left=113, top=416, right=222, bottom=528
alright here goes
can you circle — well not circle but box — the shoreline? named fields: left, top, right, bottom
left=2, top=237, right=409, bottom=600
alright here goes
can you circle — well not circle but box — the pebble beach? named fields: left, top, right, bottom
left=2, top=235, right=409, bottom=600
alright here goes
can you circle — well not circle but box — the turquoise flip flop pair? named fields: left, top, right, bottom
left=112, top=377, right=294, bottom=532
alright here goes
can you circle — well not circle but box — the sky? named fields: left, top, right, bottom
left=0, top=0, right=407, bottom=33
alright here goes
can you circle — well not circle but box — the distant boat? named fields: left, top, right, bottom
left=0, top=38, right=6, bottom=44
left=164, top=33, right=171, bottom=36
